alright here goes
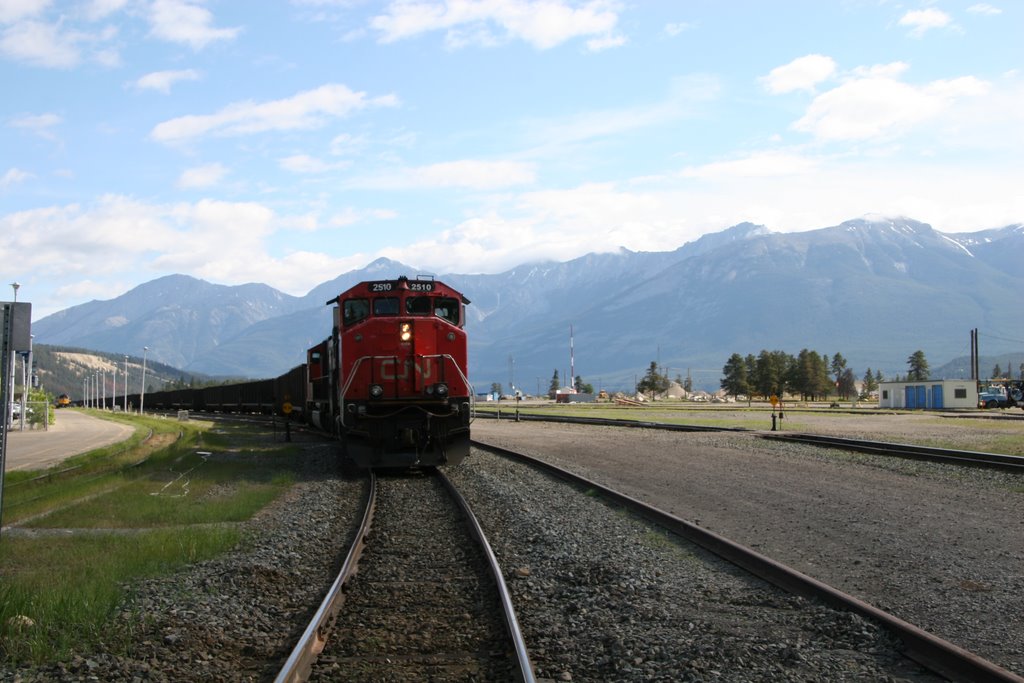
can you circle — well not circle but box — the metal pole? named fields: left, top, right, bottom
left=124, top=355, right=128, bottom=412
left=140, top=346, right=148, bottom=414
left=19, top=348, right=26, bottom=430
left=1, top=303, right=14, bottom=536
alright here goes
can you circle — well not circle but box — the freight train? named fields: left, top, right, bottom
left=110, top=276, right=474, bottom=468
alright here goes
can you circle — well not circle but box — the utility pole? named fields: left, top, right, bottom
left=140, top=346, right=148, bottom=414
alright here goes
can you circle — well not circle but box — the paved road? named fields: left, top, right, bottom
left=2, top=410, right=135, bottom=472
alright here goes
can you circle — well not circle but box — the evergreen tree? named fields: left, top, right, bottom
left=548, top=370, right=560, bottom=397
left=637, top=361, right=669, bottom=398
left=490, top=382, right=503, bottom=396
left=906, top=350, right=929, bottom=381
left=574, top=376, right=594, bottom=393
left=753, top=350, right=792, bottom=398
left=831, top=352, right=847, bottom=395
left=838, top=367, right=857, bottom=399
left=862, top=367, right=878, bottom=397
left=720, top=353, right=749, bottom=399
left=744, top=354, right=757, bottom=399
left=992, top=364, right=1003, bottom=379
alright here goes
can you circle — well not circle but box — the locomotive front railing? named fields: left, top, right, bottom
left=338, top=354, right=474, bottom=429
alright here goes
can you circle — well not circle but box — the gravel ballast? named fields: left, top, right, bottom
left=472, top=417, right=1024, bottom=678
left=449, top=449, right=942, bottom=682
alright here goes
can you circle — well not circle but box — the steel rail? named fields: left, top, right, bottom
left=274, top=471, right=377, bottom=683
left=760, top=432, right=1024, bottom=472
left=472, top=439, right=1024, bottom=683
left=437, top=469, right=536, bottom=683
left=478, top=410, right=747, bottom=432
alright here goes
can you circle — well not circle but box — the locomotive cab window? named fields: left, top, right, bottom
left=434, top=297, right=460, bottom=325
left=405, top=296, right=432, bottom=315
left=373, top=297, right=400, bottom=316
left=343, top=298, right=369, bottom=326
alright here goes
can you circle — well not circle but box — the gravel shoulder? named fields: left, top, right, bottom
left=472, top=417, right=1024, bottom=677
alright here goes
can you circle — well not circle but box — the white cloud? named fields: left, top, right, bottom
left=898, top=8, right=952, bottom=38
left=370, top=0, right=624, bottom=51
left=1, top=168, right=33, bottom=187
left=967, top=4, right=1001, bottom=15
left=681, top=151, right=820, bottom=179
left=85, top=0, right=128, bottom=21
left=9, top=112, right=61, bottom=139
left=793, top=68, right=990, bottom=142
left=134, top=69, right=201, bottom=93
left=586, top=33, right=624, bottom=51
left=760, top=54, right=837, bottom=94
left=663, top=22, right=692, bottom=37
left=0, top=19, right=81, bottom=67
left=279, top=154, right=352, bottom=173
left=0, top=0, right=49, bottom=24
left=151, top=84, right=399, bottom=143
left=326, top=207, right=398, bottom=228
left=355, top=159, right=536, bottom=190
left=176, top=163, right=227, bottom=188
left=148, top=0, right=242, bottom=50
left=850, top=62, right=909, bottom=80
left=0, top=13, right=122, bottom=67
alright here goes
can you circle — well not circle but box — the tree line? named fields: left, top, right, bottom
left=719, top=349, right=930, bottom=401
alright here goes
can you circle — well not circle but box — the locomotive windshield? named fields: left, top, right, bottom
left=343, top=293, right=460, bottom=326
left=343, top=298, right=369, bottom=326
left=405, top=296, right=460, bottom=325
left=405, top=296, right=432, bottom=315
left=434, top=297, right=460, bottom=325
left=373, top=297, right=400, bottom=316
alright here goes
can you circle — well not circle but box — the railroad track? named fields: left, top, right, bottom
left=759, top=432, right=1024, bottom=471
left=276, top=469, right=534, bottom=682
left=471, top=439, right=1024, bottom=683
left=479, top=411, right=1024, bottom=471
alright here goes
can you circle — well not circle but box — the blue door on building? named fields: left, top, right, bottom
left=931, top=385, right=944, bottom=409
left=905, top=385, right=928, bottom=409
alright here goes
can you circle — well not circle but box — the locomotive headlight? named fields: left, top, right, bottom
left=447, top=332, right=455, bottom=341
left=434, top=383, right=449, bottom=397
left=369, top=384, right=384, bottom=399
left=399, top=322, right=413, bottom=342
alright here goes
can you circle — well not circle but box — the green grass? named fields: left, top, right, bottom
left=0, top=412, right=300, bottom=665
left=0, top=527, right=240, bottom=662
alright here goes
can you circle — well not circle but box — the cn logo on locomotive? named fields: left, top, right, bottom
left=379, top=357, right=434, bottom=380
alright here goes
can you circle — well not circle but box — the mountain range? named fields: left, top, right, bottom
left=31, top=216, right=1024, bottom=393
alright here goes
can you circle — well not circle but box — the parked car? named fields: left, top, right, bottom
left=979, top=391, right=1008, bottom=409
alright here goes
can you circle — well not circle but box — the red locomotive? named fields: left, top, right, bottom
left=308, top=275, right=473, bottom=467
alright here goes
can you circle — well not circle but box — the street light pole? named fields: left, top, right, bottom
left=123, top=355, right=128, bottom=412
left=140, top=346, right=148, bottom=414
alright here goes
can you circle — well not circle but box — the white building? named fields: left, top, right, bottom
left=877, top=379, right=978, bottom=410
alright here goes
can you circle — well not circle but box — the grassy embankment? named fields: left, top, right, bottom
left=0, top=410, right=298, bottom=664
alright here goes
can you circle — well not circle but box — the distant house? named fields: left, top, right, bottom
left=877, top=379, right=978, bottom=409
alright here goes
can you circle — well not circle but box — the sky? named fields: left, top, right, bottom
left=2, top=0, right=1022, bottom=320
